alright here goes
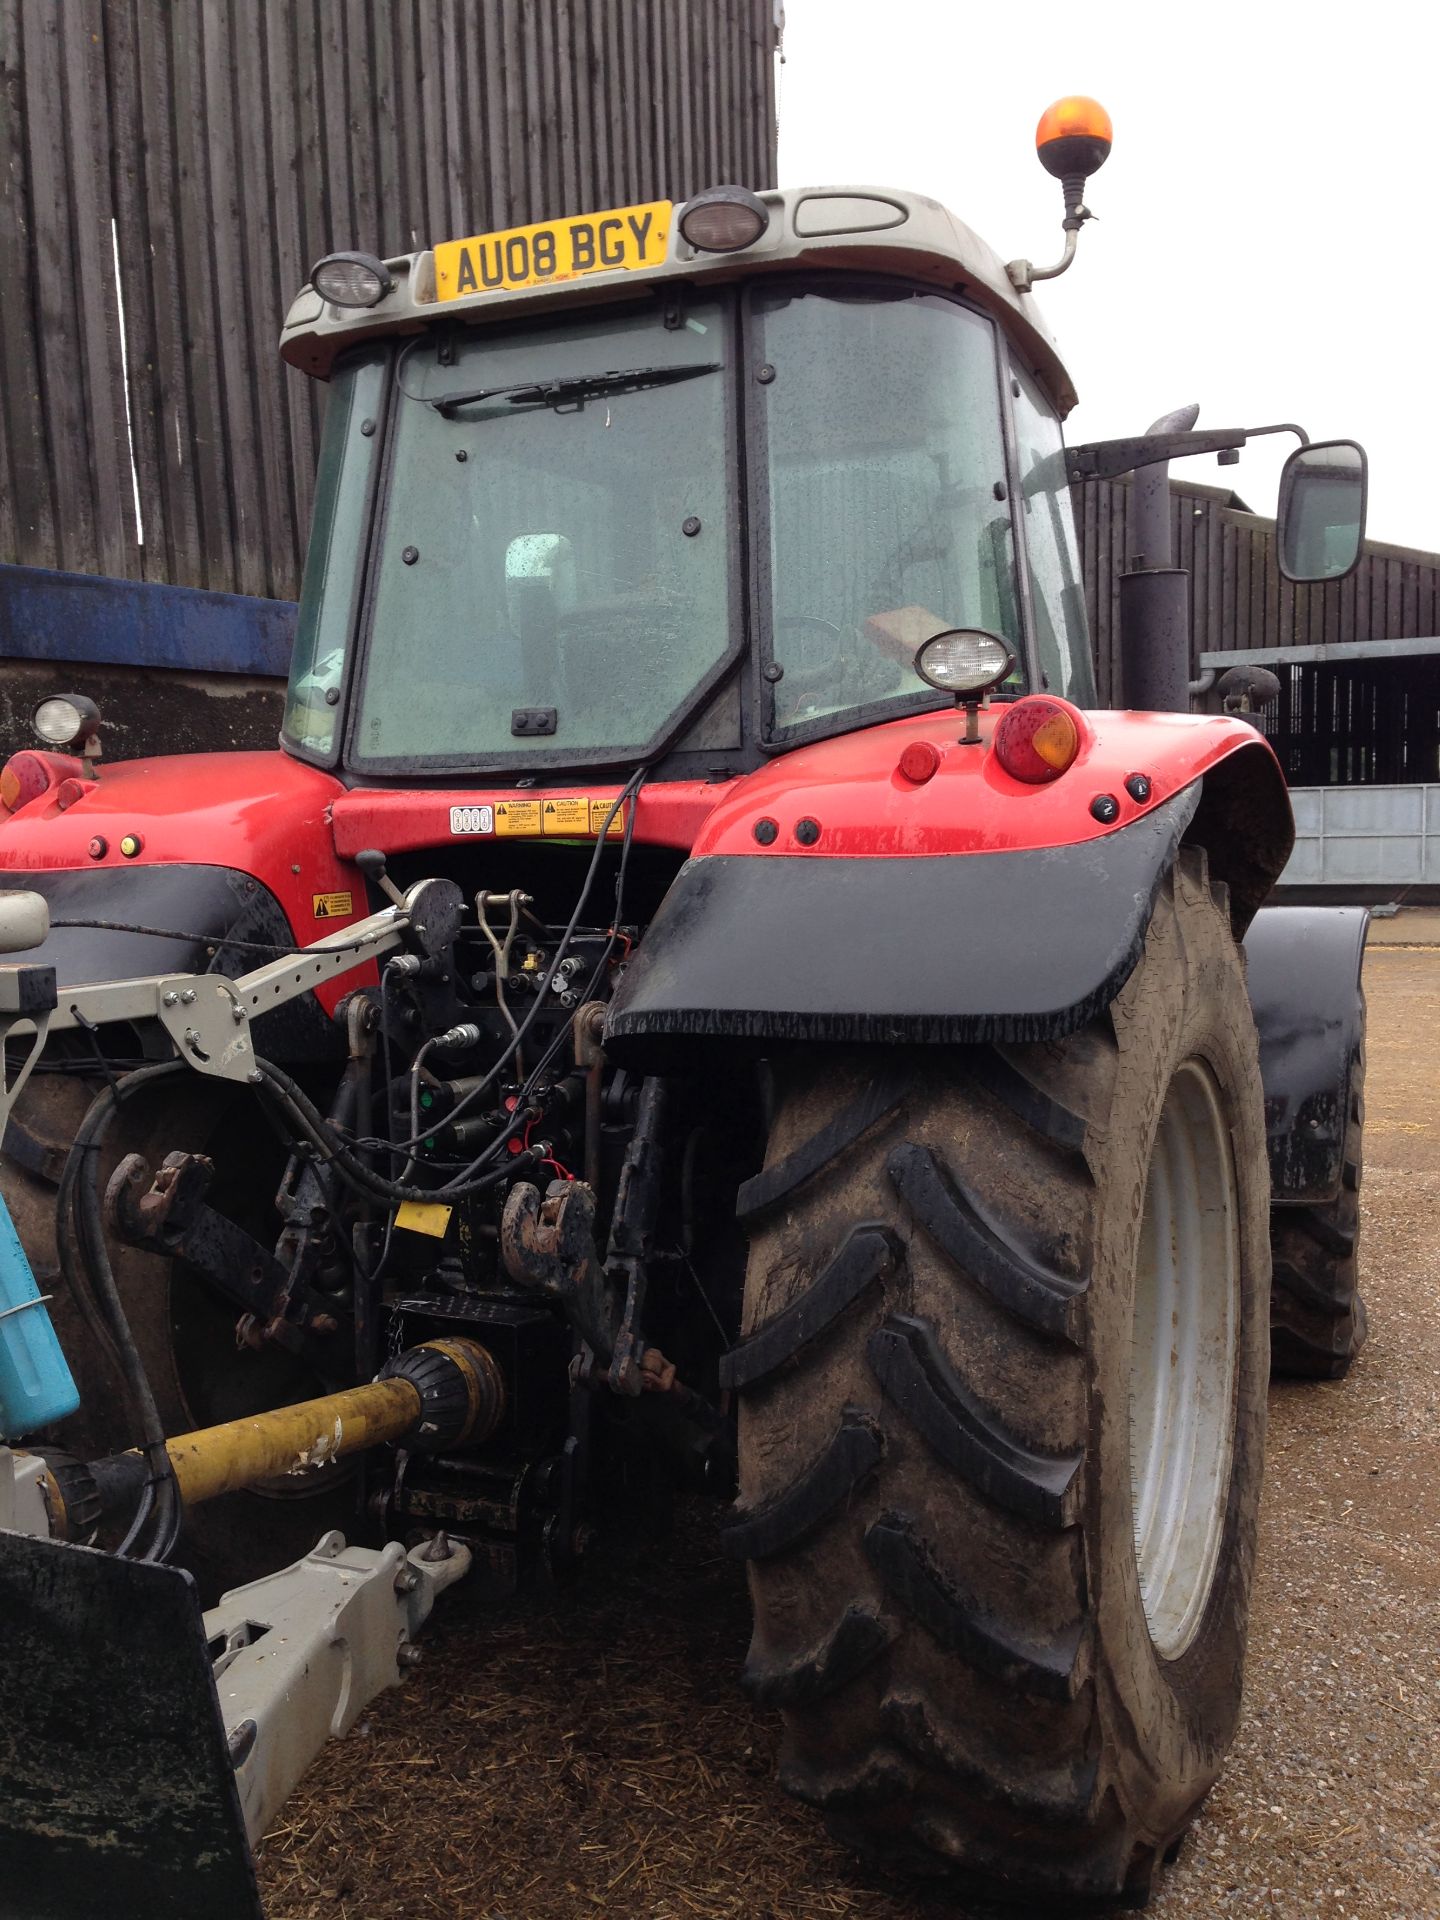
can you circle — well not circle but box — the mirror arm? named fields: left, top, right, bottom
left=1243, top=421, right=1310, bottom=449
left=1069, top=420, right=1312, bottom=484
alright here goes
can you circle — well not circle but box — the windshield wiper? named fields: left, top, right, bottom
left=426, top=361, right=720, bottom=418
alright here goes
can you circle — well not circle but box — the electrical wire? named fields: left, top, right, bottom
left=48, top=919, right=388, bottom=959
left=248, top=767, right=649, bottom=1208
left=357, top=767, right=646, bottom=1162
left=54, top=1061, right=190, bottom=1562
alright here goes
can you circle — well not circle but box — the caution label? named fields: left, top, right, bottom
left=394, top=1200, right=454, bottom=1239
left=491, top=796, right=627, bottom=837
left=312, top=891, right=354, bottom=919
left=543, top=797, right=591, bottom=835
left=495, top=799, right=544, bottom=836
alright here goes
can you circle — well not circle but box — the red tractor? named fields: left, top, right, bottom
left=0, top=101, right=1369, bottom=1913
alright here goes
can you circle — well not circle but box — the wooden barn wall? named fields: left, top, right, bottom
left=1072, top=478, right=1440, bottom=707
left=0, top=0, right=779, bottom=602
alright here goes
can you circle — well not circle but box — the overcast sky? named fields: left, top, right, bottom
left=776, top=0, right=1437, bottom=555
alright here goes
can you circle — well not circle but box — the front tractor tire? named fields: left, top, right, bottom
left=727, top=853, right=1271, bottom=1909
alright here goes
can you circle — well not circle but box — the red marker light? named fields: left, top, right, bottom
left=55, top=777, right=95, bottom=811
left=993, top=697, right=1083, bottom=784
left=898, top=740, right=940, bottom=785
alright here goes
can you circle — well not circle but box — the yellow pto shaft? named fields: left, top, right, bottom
left=163, top=1374, right=424, bottom=1507
left=39, top=1337, right=504, bottom=1535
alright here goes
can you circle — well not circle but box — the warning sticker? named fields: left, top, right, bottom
left=449, top=804, right=494, bottom=836
left=590, top=798, right=626, bottom=837
left=312, top=891, right=354, bottom=919
left=394, top=1200, right=454, bottom=1239
left=542, top=797, right=591, bottom=835
left=495, top=799, right=543, bottom=836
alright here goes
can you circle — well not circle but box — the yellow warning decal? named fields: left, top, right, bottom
left=312, top=891, right=354, bottom=919
left=394, top=1201, right=453, bottom=1238
left=494, top=799, right=544, bottom=836
left=543, top=797, right=591, bottom=835
left=591, top=798, right=626, bottom=837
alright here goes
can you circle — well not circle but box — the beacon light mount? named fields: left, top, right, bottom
left=1006, top=96, right=1113, bottom=293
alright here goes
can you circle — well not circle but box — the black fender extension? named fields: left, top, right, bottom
left=1242, top=903, right=1368, bottom=1205
left=603, top=789, right=1204, bottom=1063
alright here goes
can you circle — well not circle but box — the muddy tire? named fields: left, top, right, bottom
left=727, top=854, right=1271, bottom=1909
left=1269, top=1038, right=1367, bottom=1379
left=2, top=1073, right=354, bottom=1598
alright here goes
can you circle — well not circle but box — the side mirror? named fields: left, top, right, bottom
left=1276, top=440, right=1367, bottom=583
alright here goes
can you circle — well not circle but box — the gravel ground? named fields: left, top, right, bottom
left=262, top=947, right=1440, bottom=1920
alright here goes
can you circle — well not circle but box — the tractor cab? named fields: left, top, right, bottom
left=278, top=184, right=1094, bottom=783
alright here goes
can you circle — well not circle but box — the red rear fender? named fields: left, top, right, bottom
left=0, top=750, right=355, bottom=941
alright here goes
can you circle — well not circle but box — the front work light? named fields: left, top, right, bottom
left=914, top=630, right=1016, bottom=699
left=311, top=251, right=394, bottom=308
left=32, top=694, right=101, bottom=751
left=677, top=186, right=769, bottom=253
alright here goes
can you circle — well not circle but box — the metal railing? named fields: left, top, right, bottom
left=1281, top=784, right=1440, bottom=887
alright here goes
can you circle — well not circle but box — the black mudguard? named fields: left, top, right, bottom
left=0, top=864, right=338, bottom=1061
left=605, top=790, right=1200, bottom=1064
left=1242, top=904, right=1368, bottom=1205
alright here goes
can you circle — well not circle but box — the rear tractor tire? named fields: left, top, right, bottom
left=1268, top=1041, right=1368, bottom=1379
left=726, top=853, right=1272, bottom=1909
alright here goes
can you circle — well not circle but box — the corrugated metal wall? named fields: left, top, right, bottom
left=0, top=0, right=779, bottom=603
left=1074, top=476, right=1440, bottom=704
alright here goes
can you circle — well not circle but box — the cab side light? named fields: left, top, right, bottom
left=992, top=697, right=1082, bottom=784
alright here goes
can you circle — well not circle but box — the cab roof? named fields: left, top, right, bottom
left=279, top=185, right=1079, bottom=416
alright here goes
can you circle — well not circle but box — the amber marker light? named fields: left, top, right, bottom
left=1035, top=97, right=1113, bottom=180
left=993, top=697, right=1082, bottom=785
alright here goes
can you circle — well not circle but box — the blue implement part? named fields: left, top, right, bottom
left=0, top=561, right=296, bottom=678
left=0, top=1191, right=79, bottom=1439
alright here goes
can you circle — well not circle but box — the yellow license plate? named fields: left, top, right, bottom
left=435, top=201, right=672, bottom=301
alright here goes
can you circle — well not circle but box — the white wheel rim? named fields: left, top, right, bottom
left=1129, top=1058, right=1240, bottom=1660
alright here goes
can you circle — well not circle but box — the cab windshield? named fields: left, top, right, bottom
left=350, top=297, right=735, bottom=770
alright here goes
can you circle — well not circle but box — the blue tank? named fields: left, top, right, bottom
left=0, top=1192, right=79, bottom=1439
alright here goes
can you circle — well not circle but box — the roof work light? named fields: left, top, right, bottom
left=678, top=186, right=769, bottom=253
left=311, top=252, right=395, bottom=308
